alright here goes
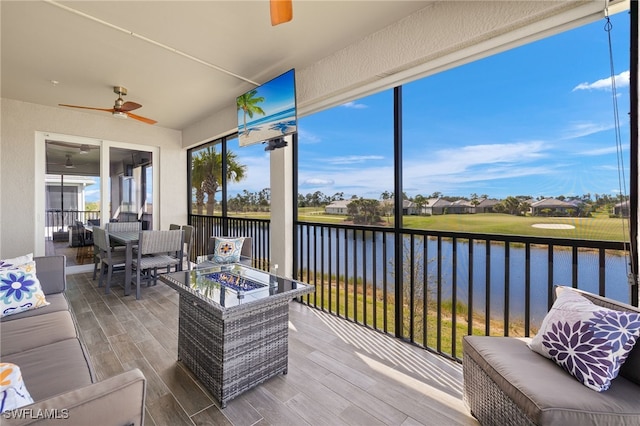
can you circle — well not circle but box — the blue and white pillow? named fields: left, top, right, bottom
left=0, top=253, right=33, bottom=271
left=0, top=363, right=33, bottom=413
left=0, top=260, right=49, bottom=318
left=529, top=288, right=640, bottom=392
left=212, top=237, right=245, bottom=264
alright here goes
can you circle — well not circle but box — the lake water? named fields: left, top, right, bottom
left=297, top=226, right=633, bottom=326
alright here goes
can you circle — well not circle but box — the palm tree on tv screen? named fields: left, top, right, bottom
left=237, top=90, right=265, bottom=137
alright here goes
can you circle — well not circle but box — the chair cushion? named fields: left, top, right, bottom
left=3, top=339, right=94, bottom=401
left=134, top=254, right=180, bottom=270
left=463, top=335, right=640, bottom=425
left=1, top=311, right=78, bottom=356
left=0, top=261, right=49, bottom=318
left=529, top=287, right=640, bottom=391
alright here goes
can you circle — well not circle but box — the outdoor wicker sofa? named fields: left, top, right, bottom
left=462, top=286, right=640, bottom=426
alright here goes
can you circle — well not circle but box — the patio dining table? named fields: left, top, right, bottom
left=107, top=230, right=139, bottom=296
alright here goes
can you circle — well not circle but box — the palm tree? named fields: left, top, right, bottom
left=192, top=147, right=247, bottom=215
left=191, top=155, right=206, bottom=214
left=237, top=90, right=266, bottom=137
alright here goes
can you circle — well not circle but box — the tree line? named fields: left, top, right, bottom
left=190, top=148, right=628, bottom=218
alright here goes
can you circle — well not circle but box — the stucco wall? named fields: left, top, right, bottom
left=0, top=98, right=184, bottom=258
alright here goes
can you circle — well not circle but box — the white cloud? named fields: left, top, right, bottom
left=303, top=178, right=334, bottom=186
left=342, top=101, right=368, bottom=109
left=561, top=121, right=616, bottom=139
left=296, top=141, right=554, bottom=198
left=297, top=127, right=322, bottom=144
left=578, top=145, right=626, bottom=156
left=326, top=155, right=384, bottom=165
left=573, top=70, right=629, bottom=91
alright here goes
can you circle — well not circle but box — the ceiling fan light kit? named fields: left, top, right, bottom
left=64, top=155, right=75, bottom=169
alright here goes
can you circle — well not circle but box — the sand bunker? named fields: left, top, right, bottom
left=531, top=224, right=575, bottom=230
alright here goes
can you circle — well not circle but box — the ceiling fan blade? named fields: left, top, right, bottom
left=59, top=104, right=114, bottom=113
left=126, top=112, right=157, bottom=125
left=270, top=0, right=292, bottom=26
left=119, top=101, right=142, bottom=112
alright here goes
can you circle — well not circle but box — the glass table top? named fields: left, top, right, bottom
left=161, top=262, right=310, bottom=308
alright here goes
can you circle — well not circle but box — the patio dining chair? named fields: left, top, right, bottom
left=181, top=225, right=194, bottom=270
left=74, top=221, right=94, bottom=264
left=93, top=227, right=127, bottom=294
left=131, top=229, right=184, bottom=300
left=105, top=221, right=142, bottom=233
left=105, top=221, right=142, bottom=251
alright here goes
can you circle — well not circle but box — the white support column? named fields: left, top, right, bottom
left=269, top=135, right=294, bottom=277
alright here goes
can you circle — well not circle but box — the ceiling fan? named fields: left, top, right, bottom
left=270, top=0, right=292, bottom=26
left=47, top=154, right=79, bottom=169
left=59, top=86, right=157, bottom=125
left=47, top=141, right=99, bottom=155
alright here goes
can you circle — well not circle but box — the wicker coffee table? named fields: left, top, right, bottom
left=159, top=263, right=313, bottom=408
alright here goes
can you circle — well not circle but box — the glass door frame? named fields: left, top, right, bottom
left=35, top=131, right=159, bottom=274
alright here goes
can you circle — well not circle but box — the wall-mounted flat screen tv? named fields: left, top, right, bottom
left=237, top=69, right=297, bottom=147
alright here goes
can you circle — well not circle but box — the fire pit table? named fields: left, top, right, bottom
left=159, top=262, right=313, bottom=408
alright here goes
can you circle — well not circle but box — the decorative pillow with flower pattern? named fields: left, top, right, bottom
left=212, top=237, right=245, bottom=264
left=0, top=253, right=33, bottom=270
left=529, top=287, right=640, bottom=392
left=0, top=261, right=49, bottom=318
left=0, top=363, right=33, bottom=413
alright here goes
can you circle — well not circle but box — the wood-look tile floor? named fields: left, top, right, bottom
left=66, top=272, right=478, bottom=426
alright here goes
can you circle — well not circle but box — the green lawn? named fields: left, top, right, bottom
left=402, top=212, right=627, bottom=241
left=290, top=209, right=628, bottom=241
left=229, top=209, right=628, bottom=241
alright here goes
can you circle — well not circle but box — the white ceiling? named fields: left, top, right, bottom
left=1, top=0, right=431, bottom=130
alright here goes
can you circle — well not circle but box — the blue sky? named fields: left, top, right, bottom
left=285, top=11, right=631, bottom=201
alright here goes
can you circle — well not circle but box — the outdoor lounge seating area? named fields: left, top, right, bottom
left=462, top=286, right=640, bottom=425
left=1, top=1, right=639, bottom=425
left=0, top=256, right=146, bottom=424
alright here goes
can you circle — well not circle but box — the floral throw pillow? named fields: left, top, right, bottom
left=529, top=288, right=640, bottom=392
left=0, top=363, right=33, bottom=413
left=0, top=253, right=33, bottom=270
left=0, top=261, right=49, bottom=318
left=212, top=237, right=245, bottom=264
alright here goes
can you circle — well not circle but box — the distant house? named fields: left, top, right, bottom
left=325, top=200, right=351, bottom=215
left=448, top=199, right=474, bottom=214
left=474, top=198, right=501, bottom=213
left=529, top=198, right=576, bottom=216
left=383, top=198, right=418, bottom=215
left=421, top=198, right=452, bottom=215
left=614, top=200, right=630, bottom=217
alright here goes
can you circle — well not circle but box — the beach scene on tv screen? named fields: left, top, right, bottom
left=237, top=69, right=297, bottom=147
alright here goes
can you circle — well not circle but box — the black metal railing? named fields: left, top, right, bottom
left=190, top=216, right=636, bottom=362
left=189, top=215, right=270, bottom=269
left=295, top=222, right=634, bottom=361
left=45, top=210, right=101, bottom=240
